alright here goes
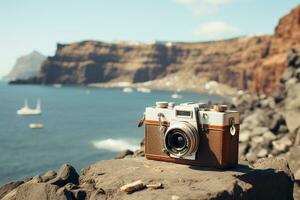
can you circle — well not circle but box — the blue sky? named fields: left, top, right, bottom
left=0, top=0, right=299, bottom=77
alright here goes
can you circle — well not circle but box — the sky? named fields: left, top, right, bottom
left=0, top=0, right=299, bottom=77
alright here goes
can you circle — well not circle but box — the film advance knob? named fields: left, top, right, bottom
left=219, top=105, right=228, bottom=112
left=213, top=105, right=219, bottom=112
left=212, top=105, right=228, bottom=112
left=156, top=101, right=168, bottom=108
left=168, top=102, right=175, bottom=109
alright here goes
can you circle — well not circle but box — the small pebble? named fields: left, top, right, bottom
left=171, top=195, right=180, bottom=200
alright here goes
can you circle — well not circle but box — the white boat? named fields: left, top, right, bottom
left=171, top=93, right=182, bottom=99
left=137, top=87, right=151, bottom=93
left=123, top=87, right=133, bottom=93
left=17, top=99, right=42, bottom=116
left=29, top=123, right=44, bottom=129
left=53, top=84, right=62, bottom=88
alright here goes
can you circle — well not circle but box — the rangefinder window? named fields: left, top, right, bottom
left=176, top=110, right=192, bottom=117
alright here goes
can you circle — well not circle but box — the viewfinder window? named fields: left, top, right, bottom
left=176, top=110, right=192, bottom=117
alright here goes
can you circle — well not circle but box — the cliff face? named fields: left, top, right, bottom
left=19, top=5, right=300, bottom=94
left=250, top=5, right=300, bottom=93
left=37, top=37, right=271, bottom=90
left=3, top=51, right=46, bottom=81
left=38, top=42, right=172, bottom=85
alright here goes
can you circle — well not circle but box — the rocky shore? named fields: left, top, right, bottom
left=0, top=157, right=294, bottom=200
left=233, top=48, right=300, bottom=164
left=230, top=48, right=300, bottom=199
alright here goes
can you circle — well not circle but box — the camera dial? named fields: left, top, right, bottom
left=164, top=122, right=199, bottom=158
left=156, top=101, right=168, bottom=108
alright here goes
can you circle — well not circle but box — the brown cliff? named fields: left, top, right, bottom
left=12, top=5, right=300, bottom=94
left=251, top=5, right=300, bottom=93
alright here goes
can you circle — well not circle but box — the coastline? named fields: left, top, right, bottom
left=8, top=77, right=238, bottom=98
left=87, top=77, right=239, bottom=98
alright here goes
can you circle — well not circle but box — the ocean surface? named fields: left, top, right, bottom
left=0, top=81, right=225, bottom=185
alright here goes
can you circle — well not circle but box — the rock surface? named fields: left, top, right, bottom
left=48, top=164, right=79, bottom=187
left=10, top=5, right=300, bottom=95
left=79, top=157, right=293, bottom=200
left=0, top=157, right=294, bottom=200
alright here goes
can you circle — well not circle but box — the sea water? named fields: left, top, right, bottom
left=0, top=82, right=225, bottom=185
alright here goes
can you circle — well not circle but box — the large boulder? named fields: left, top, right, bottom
left=48, top=164, right=79, bottom=187
left=79, top=157, right=294, bottom=200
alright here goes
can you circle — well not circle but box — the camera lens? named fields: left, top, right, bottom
left=168, top=132, right=187, bottom=150
left=164, top=122, right=199, bottom=158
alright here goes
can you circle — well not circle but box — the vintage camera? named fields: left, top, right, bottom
left=138, top=101, right=239, bottom=168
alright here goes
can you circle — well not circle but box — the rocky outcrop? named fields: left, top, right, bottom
left=228, top=48, right=300, bottom=198
left=47, top=164, right=79, bottom=187
left=273, top=5, right=300, bottom=53
left=249, top=4, right=300, bottom=93
left=0, top=163, right=81, bottom=200
left=3, top=51, right=46, bottom=81
left=0, top=157, right=294, bottom=200
left=10, top=5, right=300, bottom=94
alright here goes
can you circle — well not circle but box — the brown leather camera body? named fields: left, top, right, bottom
left=144, top=120, right=239, bottom=168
